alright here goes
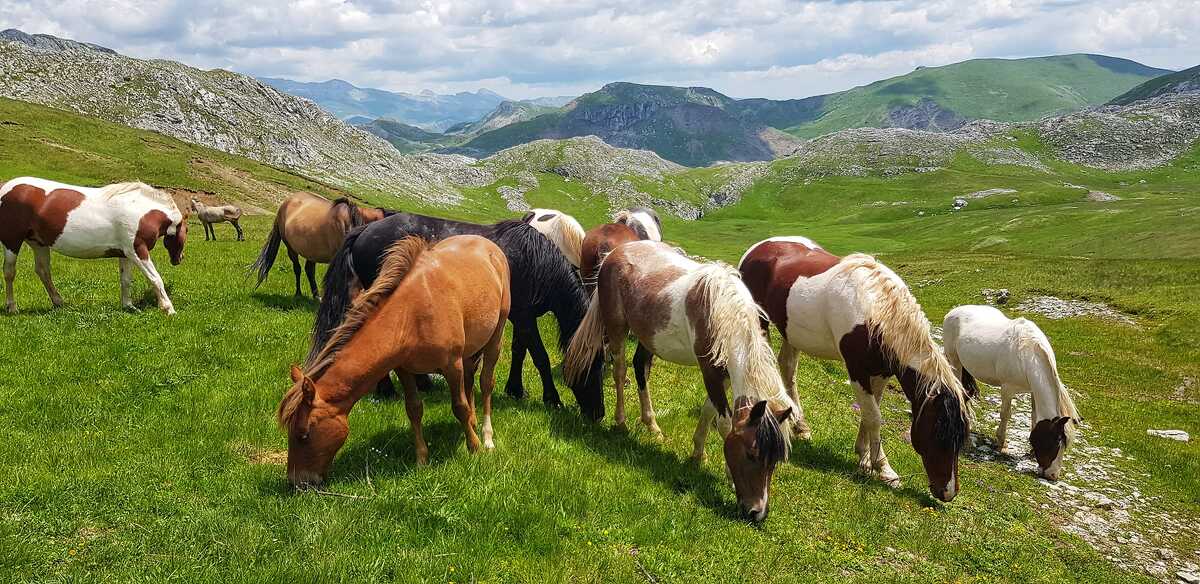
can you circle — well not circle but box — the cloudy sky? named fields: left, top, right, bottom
left=2, top=0, right=1198, bottom=100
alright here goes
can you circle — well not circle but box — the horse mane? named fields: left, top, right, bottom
left=488, top=219, right=586, bottom=350
left=528, top=209, right=584, bottom=267
left=691, top=261, right=797, bottom=416
left=305, top=236, right=429, bottom=378
left=834, top=253, right=973, bottom=423
left=330, top=197, right=364, bottom=228
left=277, top=379, right=307, bottom=432
left=1015, top=318, right=1079, bottom=442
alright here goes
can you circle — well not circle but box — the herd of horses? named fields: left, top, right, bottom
left=0, top=176, right=1081, bottom=523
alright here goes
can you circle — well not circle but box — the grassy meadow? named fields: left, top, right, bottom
left=1, top=98, right=1198, bottom=583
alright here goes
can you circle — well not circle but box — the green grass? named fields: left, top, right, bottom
left=1, top=97, right=1198, bottom=583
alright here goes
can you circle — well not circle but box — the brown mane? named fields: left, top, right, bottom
left=305, top=236, right=430, bottom=378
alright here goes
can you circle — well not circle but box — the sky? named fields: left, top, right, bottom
left=2, top=0, right=1198, bottom=100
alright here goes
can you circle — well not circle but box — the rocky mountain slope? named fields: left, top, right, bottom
left=0, top=30, right=486, bottom=204
left=355, top=118, right=458, bottom=154
left=258, top=77, right=506, bottom=132
left=451, top=56, right=1168, bottom=167
left=1109, top=64, right=1200, bottom=105
left=445, top=100, right=560, bottom=137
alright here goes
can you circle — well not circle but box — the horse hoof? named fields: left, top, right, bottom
left=880, top=474, right=902, bottom=488
left=690, top=452, right=707, bottom=464
left=5, top=305, right=16, bottom=314
left=163, top=308, right=177, bottom=316
left=613, top=420, right=629, bottom=432
left=483, top=439, right=495, bottom=450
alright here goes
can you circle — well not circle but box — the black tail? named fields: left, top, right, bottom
left=307, top=226, right=365, bottom=364
left=960, top=367, right=979, bottom=400
left=249, top=219, right=283, bottom=288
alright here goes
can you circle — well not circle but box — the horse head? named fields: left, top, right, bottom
left=164, top=219, right=188, bottom=265
left=278, top=365, right=348, bottom=489
left=1030, top=416, right=1073, bottom=481
left=724, top=396, right=792, bottom=523
left=910, top=387, right=969, bottom=502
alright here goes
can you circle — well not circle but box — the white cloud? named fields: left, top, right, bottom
left=0, top=0, right=1196, bottom=100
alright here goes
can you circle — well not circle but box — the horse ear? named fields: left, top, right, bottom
left=732, top=396, right=754, bottom=428
left=772, top=406, right=793, bottom=424
left=1054, top=416, right=1071, bottom=431
left=747, top=400, right=769, bottom=426
left=290, top=364, right=304, bottom=383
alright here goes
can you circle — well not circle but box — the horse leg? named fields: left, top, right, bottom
left=445, top=358, right=481, bottom=453
left=30, top=245, right=63, bottom=308
left=777, top=342, right=812, bottom=440
left=504, top=321, right=529, bottom=400
left=132, top=257, right=175, bottom=315
left=305, top=260, right=320, bottom=300
left=119, top=257, right=135, bottom=310
left=397, top=371, right=428, bottom=465
left=524, top=322, right=562, bottom=408
left=632, top=343, right=663, bottom=438
left=232, top=219, right=244, bottom=241
left=869, top=377, right=900, bottom=486
left=286, top=246, right=302, bottom=297
left=997, top=389, right=1013, bottom=455
left=608, top=335, right=629, bottom=430
left=480, top=323, right=504, bottom=450
left=691, top=398, right=720, bottom=462
left=3, top=248, right=17, bottom=313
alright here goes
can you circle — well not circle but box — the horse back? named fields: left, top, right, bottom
left=581, top=223, right=640, bottom=284
left=739, top=239, right=841, bottom=338
left=0, top=179, right=90, bottom=251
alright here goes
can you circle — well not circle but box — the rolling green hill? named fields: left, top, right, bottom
left=1109, top=63, right=1200, bottom=105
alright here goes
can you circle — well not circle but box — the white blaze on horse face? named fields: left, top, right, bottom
left=631, top=211, right=662, bottom=242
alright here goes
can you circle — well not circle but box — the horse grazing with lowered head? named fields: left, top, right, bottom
left=190, top=199, right=244, bottom=241
left=522, top=208, right=585, bottom=268
left=312, top=213, right=606, bottom=420
left=1, top=177, right=187, bottom=314
left=943, top=304, right=1079, bottom=480
left=279, top=235, right=510, bottom=487
left=739, top=236, right=972, bottom=502
left=251, top=192, right=390, bottom=299
left=564, top=240, right=804, bottom=523
left=578, top=207, right=663, bottom=292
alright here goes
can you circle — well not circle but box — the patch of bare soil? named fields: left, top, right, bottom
left=231, top=443, right=287, bottom=465
left=189, top=158, right=323, bottom=213
left=968, top=392, right=1200, bottom=582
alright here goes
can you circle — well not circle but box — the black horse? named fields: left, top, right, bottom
left=310, top=212, right=607, bottom=420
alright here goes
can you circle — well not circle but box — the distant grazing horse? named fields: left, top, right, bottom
left=564, top=240, right=801, bottom=523
left=279, top=236, right=510, bottom=487
left=313, top=214, right=606, bottom=419
left=943, top=305, right=1079, bottom=480
left=579, top=207, right=664, bottom=292
left=739, top=237, right=971, bottom=502
left=251, top=192, right=389, bottom=299
left=190, top=199, right=244, bottom=241
left=1, top=177, right=187, bottom=314
left=522, top=208, right=585, bottom=268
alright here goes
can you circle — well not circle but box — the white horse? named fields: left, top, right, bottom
left=0, top=177, right=187, bottom=314
left=191, top=199, right=244, bottom=241
left=943, top=305, right=1079, bottom=480
left=522, top=208, right=585, bottom=267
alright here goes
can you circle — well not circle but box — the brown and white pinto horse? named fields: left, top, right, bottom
left=564, top=240, right=804, bottom=522
left=279, top=235, right=510, bottom=487
left=578, top=207, right=664, bottom=292
left=0, top=177, right=187, bottom=314
left=251, top=192, right=388, bottom=299
left=739, top=237, right=972, bottom=502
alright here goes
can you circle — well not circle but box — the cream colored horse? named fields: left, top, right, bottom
left=190, top=199, right=244, bottom=241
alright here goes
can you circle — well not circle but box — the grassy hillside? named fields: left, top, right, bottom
left=787, top=55, right=1171, bottom=138
left=1109, top=64, right=1200, bottom=105
left=1, top=97, right=1198, bottom=582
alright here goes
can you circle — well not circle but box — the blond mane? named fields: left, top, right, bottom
left=304, top=236, right=430, bottom=378
left=691, top=262, right=797, bottom=412
left=100, top=181, right=178, bottom=208
left=834, top=253, right=972, bottom=418
left=530, top=209, right=584, bottom=267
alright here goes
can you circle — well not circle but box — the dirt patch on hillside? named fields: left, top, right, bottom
left=188, top=158, right=322, bottom=213
left=969, top=393, right=1200, bottom=582
left=231, top=443, right=287, bottom=465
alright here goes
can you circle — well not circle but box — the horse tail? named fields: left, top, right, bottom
left=563, top=288, right=605, bottom=385
left=308, top=227, right=364, bottom=365
left=250, top=215, right=283, bottom=288
left=960, top=367, right=979, bottom=400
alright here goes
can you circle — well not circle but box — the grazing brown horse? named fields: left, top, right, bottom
left=564, top=240, right=801, bottom=522
left=739, top=237, right=971, bottom=502
left=579, top=208, right=664, bottom=292
left=251, top=192, right=389, bottom=298
left=278, top=235, right=510, bottom=487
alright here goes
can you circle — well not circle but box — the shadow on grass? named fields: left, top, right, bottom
left=250, top=292, right=319, bottom=311
left=788, top=438, right=938, bottom=506
left=542, top=406, right=742, bottom=522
